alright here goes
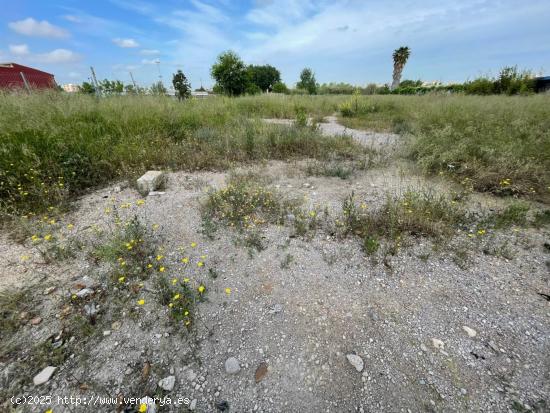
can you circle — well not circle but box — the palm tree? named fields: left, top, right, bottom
left=391, top=46, right=411, bottom=90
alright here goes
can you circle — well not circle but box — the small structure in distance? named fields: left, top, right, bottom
left=0, top=62, right=56, bottom=90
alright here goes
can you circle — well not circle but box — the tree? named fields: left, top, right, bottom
left=99, top=79, right=124, bottom=94
left=80, top=82, right=96, bottom=94
left=149, top=81, right=167, bottom=95
left=272, top=81, right=289, bottom=94
left=247, top=64, right=281, bottom=92
left=172, top=70, right=192, bottom=100
left=210, top=51, right=248, bottom=96
left=296, top=68, right=317, bottom=94
left=391, top=46, right=411, bottom=90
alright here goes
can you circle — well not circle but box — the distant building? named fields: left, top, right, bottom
left=62, top=83, right=80, bottom=93
left=191, top=90, right=210, bottom=98
left=534, top=76, right=550, bottom=93
left=0, top=63, right=56, bottom=90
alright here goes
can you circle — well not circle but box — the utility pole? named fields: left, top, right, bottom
left=19, top=72, right=31, bottom=92
left=90, top=66, right=100, bottom=96
left=129, top=71, right=137, bottom=88
left=155, top=59, right=163, bottom=86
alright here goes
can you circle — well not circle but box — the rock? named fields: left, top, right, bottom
left=268, top=304, right=283, bottom=314
left=255, top=362, right=268, bottom=383
left=189, top=399, right=197, bottom=411
left=463, top=326, right=477, bottom=338
left=346, top=354, right=364, bottom=372
left=76, top=288, right=94, bottom=298
left=137, top=170, right=165, bottom=196
left=111, top=321, right=121, bottom=330
left=184, top=369, right=197, bottom=382
left=43, top=286, right=56, bottom=295
left=432, top=338, right=445, bottom=349
left=33, top=366, right=56, bottom=386
left=30, top=317, right=42, bottom=325
left=158, top=375, right=175, bottom=391
left=225, top=357, right=241, bottom=374
left=103, top=330, right=111, bottom=336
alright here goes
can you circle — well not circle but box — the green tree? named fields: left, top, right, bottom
left=296, top=68, right=317, bottom=94
left=99, top=79, right=124, bottom=94
left=149, top=81, right=167, bottom=95
left=80, top=82, right=96, bottom=94
left=172, top=70, right=192, bottom=100
left=247, top=64, right=281, bottom=92
left=391, top=46, right=411, bottom=90
left=210, top=50, right=248, bottom=96
left=272, top=81, right=289, bottom=94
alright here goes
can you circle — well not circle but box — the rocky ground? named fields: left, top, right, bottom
left=1, top=119, right=549, bottom=413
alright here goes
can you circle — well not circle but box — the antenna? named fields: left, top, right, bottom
left=155, top=59, right=163, bottom=84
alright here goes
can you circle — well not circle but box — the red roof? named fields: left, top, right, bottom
left=0, top=63, right=56, bottom=89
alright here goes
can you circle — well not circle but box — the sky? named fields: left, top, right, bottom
left=1, top=0, right=549, bottom=89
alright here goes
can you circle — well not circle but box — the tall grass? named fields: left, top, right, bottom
left=337, top=94, right=550, bottom=201
left=0, top=92, right=362, bottom=216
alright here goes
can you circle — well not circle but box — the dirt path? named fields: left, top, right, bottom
left=262, top=115, right=397, bottom=147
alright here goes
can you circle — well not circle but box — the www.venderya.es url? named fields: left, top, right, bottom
left=11, top=395, right=192, bottom=408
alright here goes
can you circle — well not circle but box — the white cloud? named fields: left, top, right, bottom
left=113, top=38, right=140, bottom=48
left=9, top=44, right=30, bottom=56
left=141, top=58, right=160, bottom=64
left=140, top=49, right=160, bottom=55
left=63, top=15, right=82, bottom=23
left=8, top=17, right=69, bottom=38
left=35, top=49, right=80, bottom=63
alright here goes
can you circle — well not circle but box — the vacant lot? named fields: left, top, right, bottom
left=1, top=92, right=549, bottom=413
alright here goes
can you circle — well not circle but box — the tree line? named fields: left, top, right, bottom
left=78, top=47, right=538, bottom=97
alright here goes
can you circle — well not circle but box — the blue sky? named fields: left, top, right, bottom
left=2, top=0, right=549, bottom=88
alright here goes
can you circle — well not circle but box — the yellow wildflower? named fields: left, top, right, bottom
left=156, top=254, right=164, bottom=261
left=147, top=263, right=153, bottom=269
left=20, top=255, right=30, bottom=262
left=173, top=294, right=180, bottom=300
left=159, top=266, right=165, bottom=272
left=168, top=303, right=174, bottom=308
left=31, top=234, right=40, bottom=242
left=183, top=278, right=190, bottom=283
left=139, top=403, right=147, bottom=412
left=44, top=234, right=52, bottom=241
left=137, top=299, right=145, bottom=305
left=190, top=242, right=197, bottom=248
left=225, top=288, right=231, bottom=295
left=184, top=310, right=189, bottom=316
left=67, top=224, right=74, bottom=230
left=171, top=278, right=178, bottom=285
left=197, top=261, right=204, bottom=268
left=477, top=229, right=486, bottom=236
left=181, top=257, right=189, bottom=264
left=118, top=276, right=125, bottom=283
left=152, top=224, right=159, bottom=230
left=136, top=199, right=145, bottom=206
left=198, top=285, right=205, bottom=293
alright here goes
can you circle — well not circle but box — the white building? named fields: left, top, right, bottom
left=62, top=83, right=79, bottom=93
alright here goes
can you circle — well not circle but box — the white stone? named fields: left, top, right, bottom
left=33, top=366, right=56, bottom=386
left=158, top=375, right=175, bottom=391
left=189, top=399, right=197, bottom=410
left=137, top=170, right=164, bottom=196
left=225, top=357, right=241, bottom=374
left=432, top=338, right=445, bottom=349
left=462, top=326, right=477, bottom=338
left=346, top=354, right=364, bottom=372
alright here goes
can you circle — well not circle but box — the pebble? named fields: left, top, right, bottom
left=76, top=288, right=94, bottom=298
left=189, top=399, right=197, bottom=410
left=432, top=338, right=445, bottom=349
left=225, top=357, right=241, bottom=374
left=158, top=375, right=175, bottom=391
left=33, top=366, right=56, bottom=386
left=30, top=317, right=42, bottom=325
left=463, top=326, right=477, bottom=338
left=346, top=354, right=364, bottom=372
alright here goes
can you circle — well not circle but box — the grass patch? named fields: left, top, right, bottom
left=0, top=92, right=364, bottom=218
left=341, top=190, right=466, bottom=255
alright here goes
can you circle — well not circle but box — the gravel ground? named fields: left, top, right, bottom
left=1, top=123, right=549, bottom=413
